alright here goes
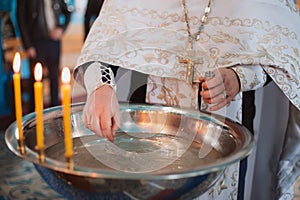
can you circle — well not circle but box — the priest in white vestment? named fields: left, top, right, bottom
left=74, top=0, right=300, bottom=199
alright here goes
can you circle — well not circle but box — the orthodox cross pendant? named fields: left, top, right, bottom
left=178, top=49, right=203, bottom=83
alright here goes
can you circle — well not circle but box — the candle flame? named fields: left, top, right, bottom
left=61, top=67, right=71, bottom=84
left=13, top=52, right=21, bottom=73
left=34, top=63, right=43, bottom=81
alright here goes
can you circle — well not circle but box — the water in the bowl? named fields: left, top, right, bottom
left=44, top=132, right=222, bottom=174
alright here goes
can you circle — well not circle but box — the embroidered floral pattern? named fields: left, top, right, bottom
left=76, top=0, right=300, bottom=109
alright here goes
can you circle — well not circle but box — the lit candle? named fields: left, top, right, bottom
left=12, top=52, right=23, bottom=141
left=61, top=67, right=73, bottom=158
left=34, top=63, right=44, bottom=151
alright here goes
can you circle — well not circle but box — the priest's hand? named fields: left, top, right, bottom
left=82, top=85, right=120, bottom=142
left=200, top=68, right=240, bottom=111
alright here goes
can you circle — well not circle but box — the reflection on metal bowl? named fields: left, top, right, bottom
left=5, top=103, right=254, bottom=199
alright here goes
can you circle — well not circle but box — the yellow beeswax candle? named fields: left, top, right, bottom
left=12, top=52, right=23, bottom=141
left=34, top=63, right=44, bottom=150
left=61, top=67, right=73, bottom=157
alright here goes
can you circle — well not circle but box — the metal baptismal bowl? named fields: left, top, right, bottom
left=5, top=102, right=254, bottom=199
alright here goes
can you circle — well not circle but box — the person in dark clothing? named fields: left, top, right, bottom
left=16, top=0, right=71, bottom=112
left=84, top=0, right=104, bottom=40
